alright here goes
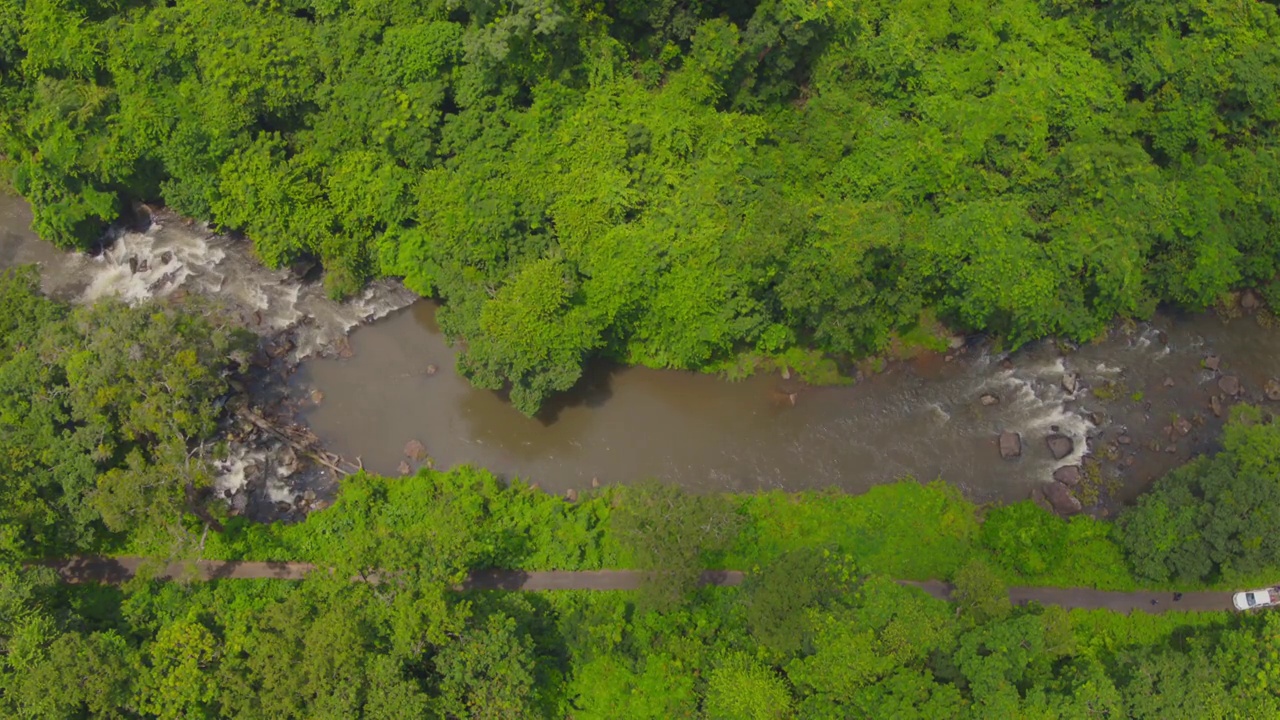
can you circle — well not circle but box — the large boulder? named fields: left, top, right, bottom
left=1219, top=375, right=1241, bottom=397
left=999, top=431, right=1022, bottom=460
left=1046, top=434, right=1075, bottom=460
left=1045, top=482, right=1083, bottom=515
left=1052, top=465, right=1082, bottom=487
left=1203, top=354, right=1221, bottom=371
left=1266, top=379, right=1280, bottom=402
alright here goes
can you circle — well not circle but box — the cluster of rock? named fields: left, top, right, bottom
left=987, top=341, right=1280, bottom=518
left=996, top=429, right=1084, bottom=515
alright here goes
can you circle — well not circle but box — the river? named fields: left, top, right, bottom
left=4, top=193, right=1278, bottom=514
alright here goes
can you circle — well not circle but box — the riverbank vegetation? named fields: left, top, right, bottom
left=9, top=282, right=1280, bottom=714
left=5, top=265, right=1280, bottom=595
left=5, top=0, right=1280, bottom=413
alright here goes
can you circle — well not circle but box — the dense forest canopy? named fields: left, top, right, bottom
left=3, top=0, right=1280, bottom=415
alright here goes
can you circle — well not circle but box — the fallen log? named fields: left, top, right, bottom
left=234, top=406, right=353, bottom=477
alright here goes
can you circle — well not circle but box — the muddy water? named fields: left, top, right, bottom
left=5, top=192, right=1280, bottom=507
left=294, top=303, right=1280, bottom=504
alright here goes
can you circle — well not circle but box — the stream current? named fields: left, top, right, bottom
left=5, top=193, right=1279, bottom=513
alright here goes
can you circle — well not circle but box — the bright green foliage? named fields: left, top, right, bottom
left=728, top=481, right=980, bottom=580
left=980, top=501, right=1068, bottom=576
left=5, top=0, right=1280, bottom=413
left=138, top=618, right=220, bottom=719
left=703, top=651, right=793, bottom=720
left=1118, top=405, right=1280, bottom=585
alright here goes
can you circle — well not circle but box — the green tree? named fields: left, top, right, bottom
left=435, top=612, right=538, bottom=720
left=704, top=651, right=794, bottom=720
left=138, top=618, right=220, bottom=719
left=611, top=482, right=744, bottom=610
left=951, top=558, right=1011, bottom=626
left=979, top=501, right=1068, bottom=577
left=741, top=548, right=847, bottom=657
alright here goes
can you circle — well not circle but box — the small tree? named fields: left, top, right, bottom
left=953, top=558, right=1011, bottom=625
left=742, top=548, right=849, bottom=657
left=611, top=481, right=744, bottom=611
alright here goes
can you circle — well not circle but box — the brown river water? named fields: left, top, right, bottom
left=4, top=193, right=1280, bottom=512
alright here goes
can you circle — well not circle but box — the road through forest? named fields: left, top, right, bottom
left=41, top=557, right=1239, bottom=614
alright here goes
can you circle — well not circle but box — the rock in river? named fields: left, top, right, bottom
left=1174, top=417, right=1192, bottom=436
left=403, top=439, right=427, bottom=460
left=1266, top=379, right=1280, bottom=402
left=1204, top=354, right=1221, bottom=371
left=1211, top=394, right=1224, bottom=418
left=1046, top=433, right=1075, bottom=460
left=1052, top=465, right=1082, bottom=487
left=1061, top=373, right=1078, bottom=394
left=1219, top=375, right=1241, bottom=397
left=980, top=393, right=1000, bottom=406
left=1045, top=481, right=1083, bottom=515
left=999, top=431, right=1022, bottom=460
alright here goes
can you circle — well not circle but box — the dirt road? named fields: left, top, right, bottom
left=40, top=558, right=1239, bottom=614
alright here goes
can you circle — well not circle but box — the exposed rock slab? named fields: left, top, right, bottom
left=1045, top=482, right=1083, bottom=515
left=1052, top=465, right=1082, bottom=487
left=1061, top=373, right=1078, bottom=394
left=1046, top=434, right=1075, bottom=461
left=999, top=431, right=1022, bottom=460
left=1219, top=375, right=1241, bottom=396
left=403, top=439, right=427, bottom=460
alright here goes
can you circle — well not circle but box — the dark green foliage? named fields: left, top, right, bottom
left=434, top=612, right=538, bottom=720
left=8, top=556, right=1280, bottom=719
left=741, top=548, right=847, bottom=657
left=6, top=0, right=1280, bottom=413
left=1118, top=405, right=1280, bottom=585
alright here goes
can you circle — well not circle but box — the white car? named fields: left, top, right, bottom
left=1234, top=588, right=1279, bottom=611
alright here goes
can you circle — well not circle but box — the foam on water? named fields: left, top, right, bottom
left=68, top=214, right=418, bottom=360
left=25, top=212, right=420, bottom=504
